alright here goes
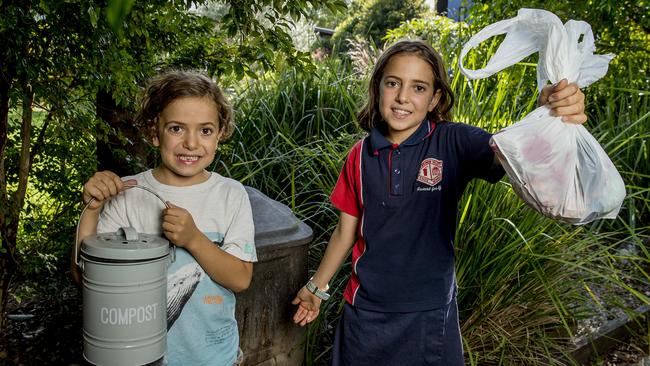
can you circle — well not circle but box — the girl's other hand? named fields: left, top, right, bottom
left=291, top=287, right=322, bottom=326
left=82, top=171, right=136, bottom=210
left=538, top=79, right=587, bottom=124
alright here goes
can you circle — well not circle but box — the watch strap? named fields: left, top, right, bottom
left=306, top=278, right=330, bottom=301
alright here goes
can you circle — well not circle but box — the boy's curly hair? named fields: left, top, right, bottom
left=135, top=71, right=234, bottom=141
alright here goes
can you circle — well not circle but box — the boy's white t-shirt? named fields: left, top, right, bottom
left=96, top=169, right=257, bottom=366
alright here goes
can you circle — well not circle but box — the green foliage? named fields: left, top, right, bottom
left=455, top=180, right=575, bottom=363
left=588, top=83, right=650, bottom=231
left=308, top=0, right=349, bottom=29
left=223, top=57, right=363, bottom=202
left=384, top=15, right=469, bottom=63
left=19, top=109, right=96, bottom=265
left=2, top=106, right=95, bottom=276
left=332, top=0, right=429, bottom=48
left=106, top=0, right=136, bottom=34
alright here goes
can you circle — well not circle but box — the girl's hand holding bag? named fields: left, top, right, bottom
left=459, top=8, right=626, bottom=225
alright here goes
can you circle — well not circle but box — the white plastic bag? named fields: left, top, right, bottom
left=459, top=8, right=625, bottom=225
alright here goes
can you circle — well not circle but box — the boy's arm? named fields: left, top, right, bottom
left=162, top=203, right=253, bottom=292
left=186, top=233, right=253, bottom=293
left=292, top=211, right=358, bottom=326
left=185, top=233, right=253, bottom=292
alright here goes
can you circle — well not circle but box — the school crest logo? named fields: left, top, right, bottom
left=417, top=158, right=443, bottom=187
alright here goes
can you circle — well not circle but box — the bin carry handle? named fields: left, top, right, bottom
left=74, top=184, right=175, bottom=268
left=117, top=227, right=139, bottom=241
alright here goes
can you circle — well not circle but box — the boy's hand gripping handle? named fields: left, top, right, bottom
left=74, top=184, right=171, bottom=268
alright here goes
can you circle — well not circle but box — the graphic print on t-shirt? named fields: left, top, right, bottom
left=205, top=231, right=225, bottom=248
left=417, top=158, right=443, bottom=187
left=167, top=263, right=203, bottom=329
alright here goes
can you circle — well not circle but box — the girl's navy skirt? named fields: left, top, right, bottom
left=330, top=297, right=463, bottom=366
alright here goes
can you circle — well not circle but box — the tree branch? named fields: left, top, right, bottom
left=13, top=81, right=34, bottom=218
left=29, top=107, right=53, bottom=165
left=0, top=73, right=12, bottom=231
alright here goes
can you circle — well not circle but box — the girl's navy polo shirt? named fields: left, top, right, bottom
left=331, top=120, right=505, bottom=312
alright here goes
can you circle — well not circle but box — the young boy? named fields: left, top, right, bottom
left=74, top=71, right=256, bottom=365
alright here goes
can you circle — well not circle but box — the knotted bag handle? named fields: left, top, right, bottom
left=459, top=8, right=613, bottom=90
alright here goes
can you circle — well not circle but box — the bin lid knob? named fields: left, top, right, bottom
left=118, top=227, right=139, bottom=241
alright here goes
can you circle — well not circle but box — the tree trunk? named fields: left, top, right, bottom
left=0, top=52, right=14, bottom=331
left=16, top=83, right=33, bottom=216
left=0, top=237, right=17, bottom=331
left=95, top=88, right=152, bottom=177
left=0, top=82, right=34, bottom=330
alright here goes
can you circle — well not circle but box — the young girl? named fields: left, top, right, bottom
left=291, top=40, right=586, bottom=365
left=74, top=71, right=257, bottom=366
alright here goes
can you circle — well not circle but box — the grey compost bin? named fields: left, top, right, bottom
left=235, top=187, right=313, bottom=366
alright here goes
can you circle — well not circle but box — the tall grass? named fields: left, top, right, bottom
left=589, top=79, right=650, bottom=232
left=219, top=59, right=364, bottom=365
left=225, top=27, right=649, bottom=365
left=447, top=20, right=649, bottom=364
left=219, top=57, right=362, bottom=199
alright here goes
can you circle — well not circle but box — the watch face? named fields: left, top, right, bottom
left=307, top=281, right=316, bottom=293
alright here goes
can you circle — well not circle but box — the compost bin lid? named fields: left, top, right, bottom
left=81, top=227, right=170, bottom=261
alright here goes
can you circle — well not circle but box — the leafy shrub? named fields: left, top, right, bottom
left=332, top=0, right=428, bottom=49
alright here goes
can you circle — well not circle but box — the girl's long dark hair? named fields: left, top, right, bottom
left=357, top=39, right=455, bottom=132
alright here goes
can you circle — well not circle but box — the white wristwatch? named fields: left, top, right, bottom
left=305, top=277, right=330, bottom=301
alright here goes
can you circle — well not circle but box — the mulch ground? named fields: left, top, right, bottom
left=0, top=283, right=86, bottom=366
